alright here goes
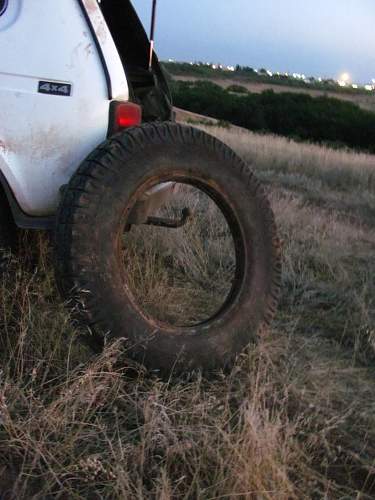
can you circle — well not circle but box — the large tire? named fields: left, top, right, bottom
left=55, top=123, right=281, bottom=373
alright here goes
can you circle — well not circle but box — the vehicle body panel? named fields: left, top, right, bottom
left=0, top=0, right=128, bottom=216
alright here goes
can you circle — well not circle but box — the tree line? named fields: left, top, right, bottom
left=171, top=80, right=375, bottom=153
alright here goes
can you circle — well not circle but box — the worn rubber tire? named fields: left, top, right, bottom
left=55, top=123, right=281, bottom=373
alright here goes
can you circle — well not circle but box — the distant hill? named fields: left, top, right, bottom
left=163, top=62, right=375, bottom=113
left=173, top=75, right=375, bottom=114
left=170, top=79, right=375, bottom=153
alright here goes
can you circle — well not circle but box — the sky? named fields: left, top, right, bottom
left=131, top=0, right=375, bottom=84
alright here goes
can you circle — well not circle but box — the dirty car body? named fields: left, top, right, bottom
left=0, top=0, right=173, bottom=228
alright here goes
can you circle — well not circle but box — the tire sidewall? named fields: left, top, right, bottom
left=56, top=124, right=280, bottom=372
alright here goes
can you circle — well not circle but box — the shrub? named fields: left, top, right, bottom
left=227, top=84, right=248, bottom=94
left=171, top=80, right=375, bottom=152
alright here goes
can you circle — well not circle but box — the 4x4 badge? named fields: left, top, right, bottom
left=38, top=81, right=72, bottom=97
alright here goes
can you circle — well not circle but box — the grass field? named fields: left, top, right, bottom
left=0, top=120, right=374, bottom=498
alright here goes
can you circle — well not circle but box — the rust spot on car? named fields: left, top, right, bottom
left=0, top=140, right=11, bottom=154
left=85, top=43, right=94, bottom=57
left=83, top=0, right=97, bottom=15
left=82, top=0, right=107, bottom=43
left=94, top=21, right=107, bottom=44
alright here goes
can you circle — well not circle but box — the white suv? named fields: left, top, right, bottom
left=0, top=0, right=281, bottom=374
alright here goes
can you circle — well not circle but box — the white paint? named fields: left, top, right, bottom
left=0, top=0, right=128, bottom=215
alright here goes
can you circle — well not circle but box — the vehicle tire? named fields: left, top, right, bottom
left=0, top=190, right=18, bottom=272
left=54, top=123, right=281, bottom=373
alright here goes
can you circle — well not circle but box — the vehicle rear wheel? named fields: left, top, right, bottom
left=54, top=123, right=281, bottom=373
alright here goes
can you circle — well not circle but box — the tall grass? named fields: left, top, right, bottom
left=0, top=125, right=374, bottom=498
left=123, top=184, right=235, bottom=326
left=198, top=122, right=375, bottom=228
left=197, top=124, right=375, bottom=192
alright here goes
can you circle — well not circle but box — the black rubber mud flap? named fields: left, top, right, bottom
left=0, top=188, right=19, bottom=272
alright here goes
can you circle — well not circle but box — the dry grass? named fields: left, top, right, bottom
left=199, top=123, right=375, bottom=228
left=0, top=123, right=375, bottom=498
left=123, top=184, right=235, bottom=326
left=199, top=124, right=375, bottom=191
